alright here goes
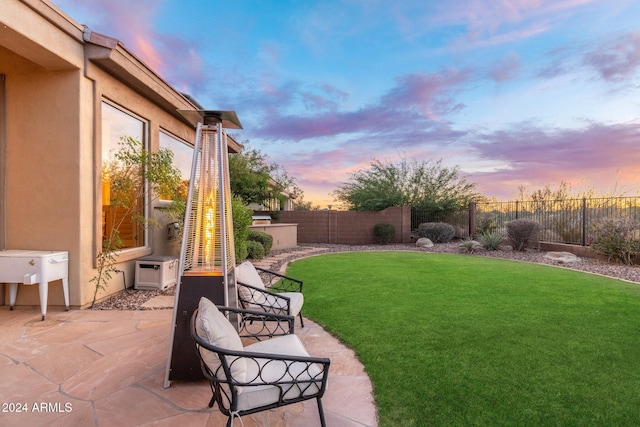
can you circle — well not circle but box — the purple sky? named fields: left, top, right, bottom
left=53, top=0, right=640, bottom=206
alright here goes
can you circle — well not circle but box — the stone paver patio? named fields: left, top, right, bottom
left=0, top=305, right=376, bottom=426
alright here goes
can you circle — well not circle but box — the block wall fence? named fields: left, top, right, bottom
left=264, top=206, right=412, bottom=245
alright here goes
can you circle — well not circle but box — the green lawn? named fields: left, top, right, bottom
left=286, top=251, right=640, bottom=427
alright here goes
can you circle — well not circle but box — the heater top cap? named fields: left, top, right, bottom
left=178, top=110, right=243, bottom=129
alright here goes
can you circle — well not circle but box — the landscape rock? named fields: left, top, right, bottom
left=544, top=251, right=580, bottom=263
left=416, top=238, right=434, bottom=248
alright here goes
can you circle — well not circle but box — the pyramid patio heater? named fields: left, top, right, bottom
left=165, top=110, right=242, bottom=386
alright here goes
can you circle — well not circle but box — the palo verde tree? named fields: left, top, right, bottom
left=333, top=157, right=485, bottom=211
left=92, top=136, right=184, bottom=307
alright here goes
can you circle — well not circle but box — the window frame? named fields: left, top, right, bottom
left=158, top=129, right=193, bottom=207
left=100, top=99, right=151, bottom=256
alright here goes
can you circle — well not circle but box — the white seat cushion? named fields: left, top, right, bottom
left=264, top=292, right=304, bottom=317
left=236, top=334, right=324, bottom=411
left=195, top=297, right=246, bottom=382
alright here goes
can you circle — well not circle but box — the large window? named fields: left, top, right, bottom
left=159, top=131, right=192, bottom=201
left=101, top=101, right=147, bottom=250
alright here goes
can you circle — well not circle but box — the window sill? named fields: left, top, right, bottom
left=156, top=199, right=174, bottom=209
left=114, top=247, right=152, bottom=263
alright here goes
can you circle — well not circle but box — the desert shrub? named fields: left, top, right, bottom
left=477, top=216, right=498, bottom=234
left=232, top=196, right=253, bottom=262
left=478, top=231, right=503, bottom=251
left=246, top=240, right=266, bottom=259
left=590, top=217, right=640, bottom=265
left=506, top=219, right=541, bottom=251
left=458, top=239, right=477, bottom=253
left=374, top=223, right=396, bottom=244
left=417, top=222, right=456, bottom=243
left=248, top=230, right=273, bottom=254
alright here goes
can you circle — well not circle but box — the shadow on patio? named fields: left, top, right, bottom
left=0, top=306, right=376, bottom=426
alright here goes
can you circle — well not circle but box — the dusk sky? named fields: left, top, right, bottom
left=53, top=0, right=640, bottom=207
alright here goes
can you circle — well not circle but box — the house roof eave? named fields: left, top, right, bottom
left=82, top=27, right=244, bottom=153
left=84, top=29, right=198, bottom=125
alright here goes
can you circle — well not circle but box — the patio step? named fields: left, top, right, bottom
left=251, top=246, right=330, bottom=273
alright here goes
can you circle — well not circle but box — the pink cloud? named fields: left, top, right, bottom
left=584, top=32, right=640, bottom=82
left=272, top=119, right=640, bottom=205
left=251, top=68, right=471, bottom=141
left=285, top=148, right=366, bottom=180
left=489, top=53, right=521, bottom=82
left=133, top=35, right=163, bottom=72
left=381, top=69, right=470, bottom=119
left=468, top=121, right=640, bottom=197
left=433, top=0, right=597, bottom=51
left=58, top=0, right=208, bottom=94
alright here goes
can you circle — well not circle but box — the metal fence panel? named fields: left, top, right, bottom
left=412, top=196, right=640, bottom=245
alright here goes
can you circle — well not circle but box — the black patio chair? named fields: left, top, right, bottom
left=235, top=260, right=305, bottom=327
left=191, top=297, right=330, bottom=427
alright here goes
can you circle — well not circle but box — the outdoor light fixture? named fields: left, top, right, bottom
left=165, top=110, right=242, bottom=386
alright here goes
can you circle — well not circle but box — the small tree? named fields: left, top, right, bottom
left=333, top=157, right=485, bottom=211
left=92, top=137, right=183, bottom=307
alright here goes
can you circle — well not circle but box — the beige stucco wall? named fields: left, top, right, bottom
left=0, top=0, right=87, bottom=307
left=249, top=224, right=299, bottom=251
left=0, top=0, right=200, bottom=308
left=4, top=68, right=85, bottom=307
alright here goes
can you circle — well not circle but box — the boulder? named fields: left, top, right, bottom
left=415, top=238, right=434, bottom=248
left=544, top=251, right=580, bottom=263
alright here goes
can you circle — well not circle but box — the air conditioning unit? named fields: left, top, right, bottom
left=135, top=255, right=178, bottom=290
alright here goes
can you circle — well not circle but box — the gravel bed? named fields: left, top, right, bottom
left=92, top=242, right=640, bottom=311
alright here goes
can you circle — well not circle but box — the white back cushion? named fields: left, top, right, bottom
left=195, top=297, right=246, bottom=382
left=235, top=262, right=268, bottom=306
left=235, top=261, right=265, bottom=290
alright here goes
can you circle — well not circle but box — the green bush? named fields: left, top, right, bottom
left=506, top=219, right=541, bottom=251
left=417, top=222, right=456, bottom=243
left=232, top=195, right=253, bottom=262
left=246, top=240, right=266, bottom=259
left=373, top=223, right=396, bottom=244
left=590, top=217, right=640, bottom=265
left=248, top=230, right=273, bottom=254
left=478, top=231, right=503, bottom=251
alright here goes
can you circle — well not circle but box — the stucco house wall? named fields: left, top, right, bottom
left=0, top=0, right=239, bottom=308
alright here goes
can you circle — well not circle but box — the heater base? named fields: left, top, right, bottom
left=167, top=274, right=230, bottom=381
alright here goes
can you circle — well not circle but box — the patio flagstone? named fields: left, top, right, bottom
left=0, top=305, right=377, bottom=426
